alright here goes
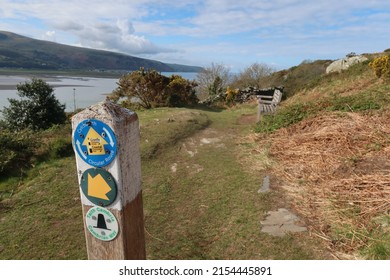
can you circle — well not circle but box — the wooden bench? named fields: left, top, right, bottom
left=256, top=88, right=283, bottom=121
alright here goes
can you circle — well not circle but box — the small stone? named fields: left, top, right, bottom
left=260, top=208, right=307, bottom=237
left=258, top=175, right=270, bottom=193
left=171, top=163, right=178, bottom=173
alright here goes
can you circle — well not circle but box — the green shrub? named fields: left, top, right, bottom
left=329, top=90, right=388, bottom=112
left=49, top=138, right=73, bottom=159
left=0, top=129, right=38, bottom=176
left=255, top=103, right=313, bottom=133
left=2, top=78, right=66, bottom=131
left=255, top=87, right=389, bottom=134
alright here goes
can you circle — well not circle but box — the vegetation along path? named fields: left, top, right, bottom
left=0, top=105, right=330, bottom=259
left=141, top=105, right=330, bottom=259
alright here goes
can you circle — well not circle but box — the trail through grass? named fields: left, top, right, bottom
left=142, top=106, right=329, bottom=259
left=0, top=105, right=329, bottom=259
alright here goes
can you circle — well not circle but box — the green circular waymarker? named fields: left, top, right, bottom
left=85, top=206, right=119, bottom=241
left=80, top=168, right=117, bottom=207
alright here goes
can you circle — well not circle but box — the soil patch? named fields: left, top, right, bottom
left=237, top=113, right=257, bottom=125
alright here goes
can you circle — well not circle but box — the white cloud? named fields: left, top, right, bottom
left=0, top=0, right=390, bottom=68
left=57, top=19, right=176, bottom=54
left=0, top=0, right=176, bottom=55
left=42, top=30, right=56, bottom=41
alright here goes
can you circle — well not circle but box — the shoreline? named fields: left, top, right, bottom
left=0, top=83, right=92, bottom=91
left=0, top=73, right=108, bottom=90
left=0, top=69, right=123, bottom=79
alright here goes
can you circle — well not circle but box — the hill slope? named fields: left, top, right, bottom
left=0, top=31, right=202, bottom=72
left=250, top=54, right=390, bottom=259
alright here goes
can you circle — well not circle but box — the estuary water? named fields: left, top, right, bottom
left=0, top=72, right=198, bottom=112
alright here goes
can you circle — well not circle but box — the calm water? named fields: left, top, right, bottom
left=0, top=72, right=198, bottom=112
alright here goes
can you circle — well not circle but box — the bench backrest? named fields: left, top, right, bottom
left=257, top=88, right=283, bottom=115
left=272, top=89, right=283, bottom=105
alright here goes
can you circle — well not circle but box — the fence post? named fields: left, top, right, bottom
left=72, top=100, right=145, bottom=260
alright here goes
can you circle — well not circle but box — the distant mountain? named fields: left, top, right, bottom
left=0, top=31, right=202, bottom=73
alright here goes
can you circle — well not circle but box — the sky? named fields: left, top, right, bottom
left=0, top=0, right=390, bottom=71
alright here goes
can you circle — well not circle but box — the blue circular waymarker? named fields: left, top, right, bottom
left=73, top=119, right=117, bottom=167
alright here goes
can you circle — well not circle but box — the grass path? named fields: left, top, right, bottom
left=142, top=107, right=330, bottom=259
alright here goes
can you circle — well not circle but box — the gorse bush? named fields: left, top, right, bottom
left=110, top=68, right=198, bottom=109
left=225, top=86, right=238, bottom=105
left=369, top=55, right=390, bottom=80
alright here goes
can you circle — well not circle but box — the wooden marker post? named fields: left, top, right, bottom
left=72, top=101, right=145, bottom=260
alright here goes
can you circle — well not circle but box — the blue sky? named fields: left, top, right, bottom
left=1, top=0, right=390, bottom=71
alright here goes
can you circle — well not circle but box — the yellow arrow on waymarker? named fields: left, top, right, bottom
left=82, top=127, right=108, bottom=155
left=88, top=173, right=111, bottom=200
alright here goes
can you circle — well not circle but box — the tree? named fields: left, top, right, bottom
left=2, top=78, right=66, bottom=131
left=110, top=68, right=198, bottom=109
left=196, top=63, right=230, bottom=99
left=110, top=68, right=169, bottom=109
left=208, top=76, right=224, bottom=97
left=231, top=62, right=274, bottom=89
left=166, top=75, right=198, bottom=107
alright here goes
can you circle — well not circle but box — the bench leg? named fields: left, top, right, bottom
left=257, top=98, right=262, bottom=122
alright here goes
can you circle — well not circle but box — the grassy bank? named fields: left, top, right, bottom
left=251, top=62, right=390, bottom=259
left=0, top=104, right=330, bottom=259
left=0, top=108, right=209, bottom=259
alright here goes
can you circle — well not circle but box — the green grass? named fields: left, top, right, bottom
left=137, top=107, right=210, bottom=159
left=361, top=215, right=390, bottom=260
left=142, top=105, right=327, bottom=259
left=328, top=89, right=389, bottom=112
left=255, top=83, right=390, bottom=134
left=254, top=102, right=313, bottom=133
left=0, top=107, right=210, bottom=259
left=0, top=105, right=328, bottom=259
left=0, top=158, right=85, bottom=259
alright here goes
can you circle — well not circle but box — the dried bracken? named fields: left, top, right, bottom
left=250, top=111, right=390, bottom=258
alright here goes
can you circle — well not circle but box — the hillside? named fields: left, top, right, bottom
left=0, top=51, right=389, bottom=260
left=0, top=31, right=202, bottom=72
left=0, top=106, right=332, bottom=260
left=259, top=52, right=383, bottom=99
left=249, top=52, right=390, bottom=259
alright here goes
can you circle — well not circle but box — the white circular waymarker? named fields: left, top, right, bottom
left=85, top=206, right=119, bottom=241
